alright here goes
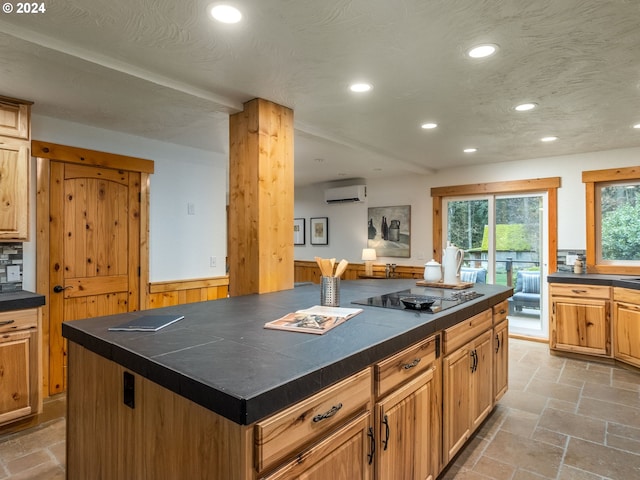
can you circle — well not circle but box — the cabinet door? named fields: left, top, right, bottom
left=262, top=411, right=372, bottom=480
left=470, top=330, right=493, bottom=431
left=552, top=297, right=609, bottom=356
left=0, top=330, right=33, bottom=425
left=0, top=101, right=29, bottom=139
left=493, top=320, right=509, bottom=402
left=376, top=367, right=436, bottom=480
left=442, top=345, right=471, bottom=464
left=0, top=142, right=29, bottom=240
left=614, top=301, right=640, bottom=368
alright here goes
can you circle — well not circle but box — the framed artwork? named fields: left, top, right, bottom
left=294, top=218, right=305, bottom=245
left=310, top=217, right=329, bottom=245
left=367, top=205, right=411, bottom=257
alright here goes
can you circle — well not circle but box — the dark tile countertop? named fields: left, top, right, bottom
left=0, top=290, right=45, bottom=312
left=548, top=272, right=640, bottom=290
left=62, top=279, right=512, bottom=425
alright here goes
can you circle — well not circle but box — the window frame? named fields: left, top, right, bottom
left=584, top=166, right=640, bottom=274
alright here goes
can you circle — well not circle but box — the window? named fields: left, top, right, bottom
left=585, top=167, right=640, bottom=272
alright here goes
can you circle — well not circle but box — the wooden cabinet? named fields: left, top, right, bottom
left=255, top=368, right=372, bottom=475
left=0, top=96, right=32, bottom=241
left=262, top=412, right=372, bottom=480
left=443, top=310, right=494, bottom=464
left=492, top=300, right=509, bottom=403
left=0, top=308, right=40, bottom=426
left=549, top=284, right=611, bottom=357
left=374, top=335, right=440, bottom=480
left=613, top=287, right=640, bottom=368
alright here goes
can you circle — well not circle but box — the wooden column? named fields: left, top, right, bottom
left=228, top=98, right=294, bottom=296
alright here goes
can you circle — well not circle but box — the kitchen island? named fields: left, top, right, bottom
left=63, top=279, right=512, bottom=479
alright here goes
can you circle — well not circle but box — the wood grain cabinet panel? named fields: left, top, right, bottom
left=443, top=322, right=493, bottom=464
left=550, top=284, right=611, bottom=357
left=493, top=319, right=509, bottom=402
left=613, top=287, right=640, bottom=368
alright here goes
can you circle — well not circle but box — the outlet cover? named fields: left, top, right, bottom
left=7, top=265, right=21, bottom=282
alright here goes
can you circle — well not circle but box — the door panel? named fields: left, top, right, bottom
left=48, top=161, right=140, bottom=394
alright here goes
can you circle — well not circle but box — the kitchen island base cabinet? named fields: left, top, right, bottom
left=67, top=343, right=255, bottom=480
left=442, top=310, right=494, bottom=464
left=493, top=319, right=509, bottom=402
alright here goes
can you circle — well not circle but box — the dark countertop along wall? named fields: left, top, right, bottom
left=548, top=272, right=640, bottom=290
left=0, top=291, right=45, bottom=312
left=63, top=279, right=512, bottom=425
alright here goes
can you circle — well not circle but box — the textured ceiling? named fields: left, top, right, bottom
left=1, top=0, right=639, bottom=186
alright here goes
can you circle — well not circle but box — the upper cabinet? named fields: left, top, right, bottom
left=0, top=96, right=32, bottom=241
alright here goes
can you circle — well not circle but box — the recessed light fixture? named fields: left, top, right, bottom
left=421, top=123, right=438, bottom=129
left=464, top=148, right=477, bottom=153
left=349, top=83, right=373, bottom=93
left=209, top=4, right=242, bottom=23
left=514, top=103, right=537, bottom=112
left=467, top=44, right=498, bottom=59
left=541, top=136, right=558, bottom=142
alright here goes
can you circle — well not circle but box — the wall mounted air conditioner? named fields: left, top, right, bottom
left=324, top=185, right=367, bottom=204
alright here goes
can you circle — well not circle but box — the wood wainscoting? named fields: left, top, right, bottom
left=147, top=276, right=229, bottom=309
left=294, top=260, right=425, bottom=284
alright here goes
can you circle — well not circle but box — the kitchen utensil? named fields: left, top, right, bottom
left=321, top=276, right=340, bottom=306
left=334, top=259, right=349, bottom=278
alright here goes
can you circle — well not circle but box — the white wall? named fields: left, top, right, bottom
left=294, top=147, right=640, bottom=267
left=22, top=115, right=228, bottom=290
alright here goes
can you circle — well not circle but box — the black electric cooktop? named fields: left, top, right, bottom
left=351, top=287, right=483, bottom=314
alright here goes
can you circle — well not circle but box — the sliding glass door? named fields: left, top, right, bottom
left=443, top=193, right=548, bottom=338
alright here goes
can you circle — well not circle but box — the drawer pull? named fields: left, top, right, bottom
left=312, top=403, right=343, bottom=423
left=499, top=309, right=506, bottom=315
left=571, top=289, right=587, bottom=294
left=0, top=320, right=15, bottom=326
left=402, top=358, right=421, bottom=370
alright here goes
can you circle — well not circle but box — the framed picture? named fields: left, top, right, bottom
left=293, top=218, right=305, bottom=245
left=367, top=205, right=411, bottom=257
left=310, top=217, right=329, bottom=245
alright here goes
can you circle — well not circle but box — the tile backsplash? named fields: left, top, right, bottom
left=0, top=243, right=23, bottom=292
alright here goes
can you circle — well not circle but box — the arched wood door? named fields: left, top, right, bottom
left=35, top=141, right=153, bottom=395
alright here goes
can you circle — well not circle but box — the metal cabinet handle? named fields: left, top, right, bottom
left=0, top=320, right=15, bottom=326
left=470, top=350, right=477, bottom=373
left=402, top=358, right=421, bottom=370
left=367, top=427, right=375, bottom=465
left=495, top=334, right=501, bottom=353
left=381, top=414, right=390, bottom=451
left=571, top=289, right=587, bottom=294
left=312, top=403, right=343, bottom=423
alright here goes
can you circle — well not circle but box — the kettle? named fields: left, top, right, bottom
left=442, top=243, right=464, bottom=284
left=423, top=259, right=442, bottom=282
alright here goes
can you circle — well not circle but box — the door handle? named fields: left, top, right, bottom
left=53, top=285, right=72, bottom=293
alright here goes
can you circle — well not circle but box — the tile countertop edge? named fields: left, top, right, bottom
left=0, top=291, right=46, bottom=312
left=62, top=281, right=513, bottom=425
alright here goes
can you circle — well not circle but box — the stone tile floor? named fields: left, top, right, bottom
left=0, top=339, right=638, bottom=479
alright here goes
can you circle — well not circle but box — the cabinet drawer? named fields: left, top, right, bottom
left=375, top=334, right=438, bottom=398
left=254, top=367, right=371, bottom=473
left=614, top=287, right=640, bottom=304
left=550, top=284, right=610, bottom=299
left=443, top=309, right=492, bottom=355
left=492, top=300, right=508, bottom=324
left=0, top=308, right=37, bottom=333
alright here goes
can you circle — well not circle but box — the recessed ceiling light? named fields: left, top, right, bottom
left=633, top=123, right=640, bottom=129
left=421, top=123, right=438, bottom=129
left=464, top=148, right=477, bottom=153
left=209, top=4, right=242, bottom=23
left=514, top=103, right=537, bottom=112
left=349, top=83, right=373, bottom=93
left=541, top=136, right=558, bottom=142
left=467, top=44, right=498, bottom=58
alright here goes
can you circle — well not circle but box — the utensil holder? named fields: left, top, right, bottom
left=321, top=276, right=340, bottom=307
